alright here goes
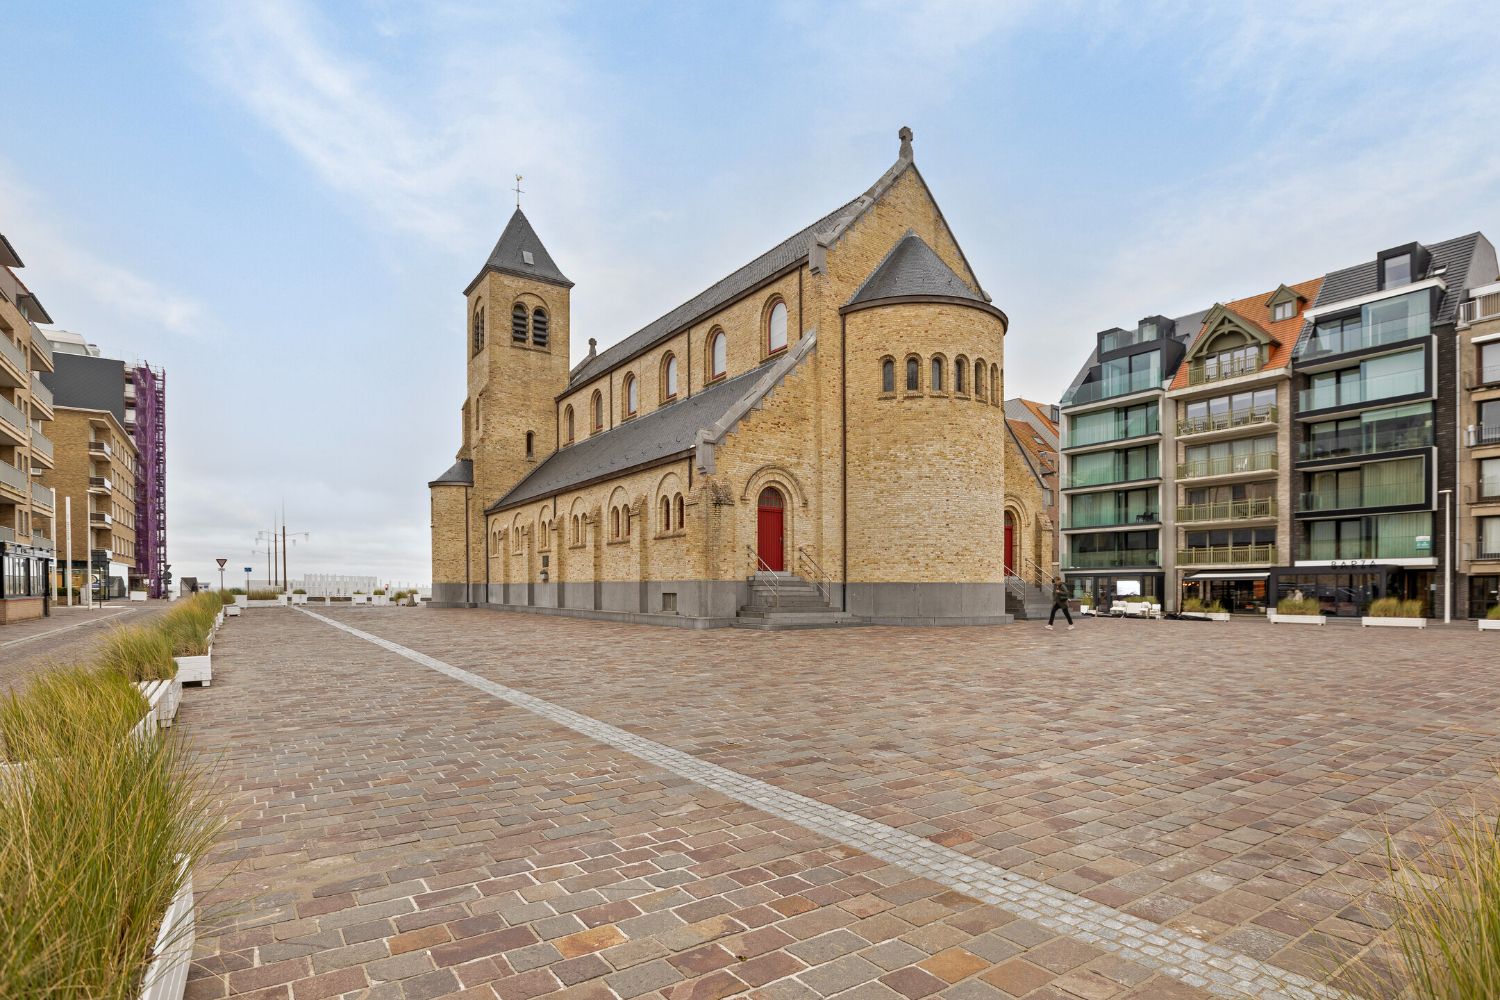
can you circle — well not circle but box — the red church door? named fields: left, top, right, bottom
left=756, top=487, right=785, bottom=571
left=1004, top=512, right=1016, bottom=575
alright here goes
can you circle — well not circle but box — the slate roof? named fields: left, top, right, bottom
left=41, top=354, right=128, bottom=424
left=489, top=368, right=765, bottom=512
left=846, top=232, right=984, bottom=306
left=0, top=233, right=22, bottom=269
left=466, top=209, right=572, bottom=294
left=1060, top=309, right=1205, bottom=406
left=1296, top=232, right=1490, bottom=355
left=565, top=196, right=863, bottom=390
left=1167, top=277, right=1322, bottom=391
left=428, top=458, right=473, bottom=487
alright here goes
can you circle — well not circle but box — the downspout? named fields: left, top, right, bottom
left=464, top=487, right=472, bottom=605
left=840, top=311, right=848, bottom=613
left=482, top=496, right=490, bottom=605
left=1453, top=322, right=1463, bottom=617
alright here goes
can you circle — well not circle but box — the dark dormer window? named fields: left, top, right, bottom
left=1383, top=254, right=1412, bottom=289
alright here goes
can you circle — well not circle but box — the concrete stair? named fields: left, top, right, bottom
left=735, top=572, right=858, bottom=629
left=1005, top=578, right=1052, bottom=620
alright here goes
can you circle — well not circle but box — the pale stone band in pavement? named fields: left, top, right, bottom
left=300, top=609, right=1358, bottom=1000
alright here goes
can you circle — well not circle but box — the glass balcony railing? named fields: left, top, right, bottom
left=1177, top=452, right=1278, bottom=479
left=1298, top=425, right=1434, bottom=462
left=1298, top=478, right=1425, bottom=512
left=1176, top=406, right=1276, bottom=436
left=1176, top=544, right=1277, bottom=566
left=1298, top=368, right=1427, bottom=412
left=1176, top=498, right=1277, bottom=523
left=1064, top=509, right=1160, bottom=529
left=1099, top=327, right=1159, bottom=353
left=1304, top=534, right=1432, bottom=560
left=1063, top=369, right=1160, bottom=407
left=1064, top=549, right=1160, bottom=569
left=1063, top=457, right=1160, bottom=489
left=1062, top=416, right=1159, bottom=448
left=1298, top=290, right=1431, bottom=361
left=1185, top=349, right=1267, bottom=387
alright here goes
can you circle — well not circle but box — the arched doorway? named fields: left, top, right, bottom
left=756, top=487, right=786, bottom=571
left=1004, top=511, right=1016, bottom=575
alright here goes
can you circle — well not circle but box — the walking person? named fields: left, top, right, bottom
left=1044, top=577, right=1074, bottom=631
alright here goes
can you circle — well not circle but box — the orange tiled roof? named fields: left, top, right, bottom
left=1015, top=397, right=1058, bottom=436
left=1168, top=277, right=1324, bottom=390
left=1007, top=417, right=1058, bottom=484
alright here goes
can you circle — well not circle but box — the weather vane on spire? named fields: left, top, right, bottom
left=513, top=174, right=524, bottom=209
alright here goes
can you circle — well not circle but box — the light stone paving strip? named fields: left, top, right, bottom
left=299, top=609, right=1359, bottom=1000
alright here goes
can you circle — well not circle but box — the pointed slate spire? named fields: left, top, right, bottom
left=846, top=231, right=984, bottom=307
left=465, top=208, right=573, bottom=294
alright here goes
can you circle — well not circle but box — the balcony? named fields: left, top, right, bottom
left=0, top=333, right=26, bottom=386
left=89, top=511, right=113, bottom=527
left=30, top=482, right=53, bottom=513
left=1177, top=452, right=1278, bottom=480
left=1064, top=549, right=1160, bottom=570
left=1062, top=415, right=1159, bottom=449
left=29, top=373, right=53, bottom=414
left=1297, top=290, right=1431, bottom=362
left=0, top=392, right=26, bottom=444
left=1298, top=425, right=1434, bottom=462
left=1298, top=478, right=1425, bottom=512
left=1176, top=406, right=1277, bottom=437
left=1099, top=327, right=1159, bottom=353
left=1063, top=369, right=1160, bottom=407
left=1063, top=457, right=1160, bottom=490
left=1176, top=544, right=1277, bottom=566
left=1299, top=369, right=1426, bottom=413
left=0, top=458, right=27, bottom=500
left=1184, top=348, right=1268, bottom=387
left=30, top=423, right=53, bottom=466
left=1459, top=287, right=1500, bottom=327
left=1470, top=424, right=1500, bottom=448
left=88, top=475, right=113, bottom=494
left=0, top=525, right=12, bottom=542
left=1176, top=497, right=1277, bottom=523
left=88, top=440, right=112, bottom=460
left=1064, top=510, right=1160, bottom=530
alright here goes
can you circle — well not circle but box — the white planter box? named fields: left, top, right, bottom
left=137, top=679, right=182, bottom=728
left=372, top=595, right=390, bottom=606
left=351, top=595, right=369, bottom=605
left=1477, top=620, right=1500, bottom=631
left=245, top=599, right=281, bottom=608
left=174, top=647, right=212, bottom=687
left=224, top=605, right=240, bottom=618
left=1268, top=612, right=1326, bottom=625
left=214, top=609, right=224, bottom=628
left=130, top=590, right=149, bottom=602
left=233, top=595, right=247, bottom=607
left=138, top=867, right=195, bottom=1000
left=291, top=594, right=308, bottom=605
left=1361, top=616, right=1426, bottom=628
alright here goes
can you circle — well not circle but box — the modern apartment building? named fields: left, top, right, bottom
left=1059, top=229, right=1499, bottom=619
left=1168, top=281, right=1318, bottom=614
left=1457, top=271, right=1500, bottom=617
left=1058, top=314, right=1194, bottom=607
left=0, top=233, right=57, bottom=624
left=40, top=354, right=142, bottom=598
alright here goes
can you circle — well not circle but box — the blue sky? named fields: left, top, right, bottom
left=5, top=1, right=1498, bottom=586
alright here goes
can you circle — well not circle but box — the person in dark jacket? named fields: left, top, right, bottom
left=1044, top=578, right=1074, bottom=631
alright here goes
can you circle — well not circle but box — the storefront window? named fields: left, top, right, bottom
left=1470, top=576, right=1500, bottom=619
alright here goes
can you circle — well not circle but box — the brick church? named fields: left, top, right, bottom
left=429, top=128, right=1049, bottom=626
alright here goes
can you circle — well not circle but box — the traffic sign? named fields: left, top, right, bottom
left=216, top=557, right=227, bottom=569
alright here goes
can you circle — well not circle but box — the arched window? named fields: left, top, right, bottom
left=881, top=358, right=895, bottom=394
left=974, top=357, right=987, bottom=401
left=531, top=308, right=549, bottom=348
left=525, top=431, right=534, bottom=459
left=930, top=356, right=945, bottom=393
left=662, top=353, right=678, bottom=401
left=955, top=357, right=968, bottom=395
left=564, top=405, right=575, bottom=444
left=473, top=398, right=482, bottom=433
left=906, top=356, right=920, bottom=392
left=538, top=515, right=550, bottom=551
left=611, top=507, right=620, bottom=539
left=591, top=390, right=603, bottom=431
left=511, top=303, right=528, bottom=343
left=471, top=305, right=485, bottom=355
left=767, top=300, right=788, bottom=354
left=674, top=493, right=685, bottom=530
left=991, top=364, right=1000, bottom=404
left=660, top=496, right=671, bottom=533
left=624, top=374, right=639, bottom=417
left=708, top=329, right=727, bottom=381
left=571, top=514, right=581, bottom=545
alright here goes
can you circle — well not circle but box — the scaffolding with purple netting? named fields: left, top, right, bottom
left=129, top=362, right=167, bottom=597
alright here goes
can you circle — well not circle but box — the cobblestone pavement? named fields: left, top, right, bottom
left=0, top=602, right=164, bottom=692
left=180, top=609, right=1500, bottom=1000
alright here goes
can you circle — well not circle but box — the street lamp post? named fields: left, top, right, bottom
left=1440, top=489, right=1453, bottom=624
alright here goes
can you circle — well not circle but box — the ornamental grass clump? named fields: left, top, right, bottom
left=1182, top=597, right=1205, bottom=613
left=1369, top=597, right=1426, bottom=618
left=1487, top=605, right=1500, bottom=620
left=0, top=669, right=221, bottom=998
left=246, top=588, right=281, bottom=600
left=1277, top=596, right=1321, bottom=615
left=96, top=624, right=176, bottom=682
left=158, top=602, right=213, bottom=658
left=217, top=589, right=237, bottom=606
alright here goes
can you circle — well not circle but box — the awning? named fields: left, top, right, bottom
left=1186, top=572, right=1270, bottom=581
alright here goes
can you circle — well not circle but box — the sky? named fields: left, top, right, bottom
left=5, top=1, right=1500, bottom=587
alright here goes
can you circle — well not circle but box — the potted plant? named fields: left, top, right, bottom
left=291, top=588, right=308, bottom=605
left=1180, top=598, right=1230, bottom=622
left=351, top=590, right=368, bottom=605
left=372, top=588, right=389, bottom=606
left=1268, top=596, right=1325, bottom=625
left=97, top=626, right=181, bottom=727
left=1480, top=605, right=1500, bottom=632
left=159, top=594, right=217, bottom=687
left=1362, top=597, right=1427, bottom=628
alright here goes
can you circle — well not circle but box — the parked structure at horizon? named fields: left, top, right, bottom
left=1058, top=230, right=1500, bottom=618
left=429, top=129, right=1029, bottom=626
left=0, top=232, right=56, bottom=623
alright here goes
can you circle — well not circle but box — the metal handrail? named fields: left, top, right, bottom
left=795, top=546, right=832, bottom=605
left=746, top=545, right=780, bottom=607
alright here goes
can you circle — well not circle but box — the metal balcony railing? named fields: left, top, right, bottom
left=0, top=458, right=28, bottom=496
left=0, top=393, right=25, bottom=436
left=29, top=373, right=52, bottom=410
left=1459, top=290, right=1500, bottom=326
left=30, top=424, right=53, bottom=463
left=1176, top=544, right=1277, bottom=566
left=1185, top=348, right=1267, bottom=387
left=1469, top=424, right=1500, bottom=447
left=88, top=475, right=112, bottom=493
left=1177, top=452, right=1278, bottom=479
left=1298, top=478, right=1425, bottom=512
left=30, top=482, right=53, bottom=511
left=0, top=332, right=27, bottom=380
left=1176, top=406, right=1277, bottom=436
left=1175, top=497, right=1277, bottom=522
